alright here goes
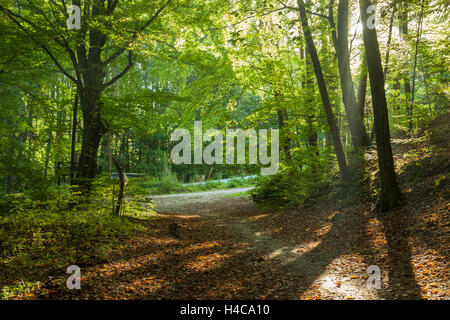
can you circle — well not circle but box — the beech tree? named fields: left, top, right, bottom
left=0, top=0, right=171, bottom=195
left=359, top=0, right=402, bottom=212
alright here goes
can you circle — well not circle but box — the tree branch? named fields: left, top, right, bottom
left=276, top=0, right=330, bottom=20
left=103, top=0, right=172, bottom=66
left=0, top=3, right=78, bottom=83
left=104, top=51, right=133, bottom=87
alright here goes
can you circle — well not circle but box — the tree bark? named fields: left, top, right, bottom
left=73, top=87, right=107, bottom=193
left=360, top=0, right=402, bottom=212
left=303, top=41, right=319, bottom=156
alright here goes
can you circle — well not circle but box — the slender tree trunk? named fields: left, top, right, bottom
left=70, top=93, right=78, bottom=185
left=360, top=0, right=402, bottom=212
left=304, top=43, right=319, bottom=156
left=298, top=36, right=319, bottom=157
left=357, top=51, right=368, bottom=123
left=276, top=102, right=291, bottom=159
left=298, top=0, right=350, bottom=180
left=107, top=133, right=112, bottom=174
left=410, top=0, right=425, bottom=130
left=399, top=1, right=412, bottom=130
left=44, top=133, right=53, bottom=179
left=112, top=157, right=127, bottom=216
left=333, top=0, right=370, bottom=149
left=384, top=3, right=397, bottom=80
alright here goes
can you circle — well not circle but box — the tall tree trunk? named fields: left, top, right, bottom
left=298, top=0, right=350, bottom=180
left=303, top=42, right=319, bottom=156
left=399, top=1, right=412, bottom=130
left=370, top=3, right=397, bottom=143
left=298, top=34, right=319, bottom=157
left=332, top=0, right=370, bottom=149
left=410, top=0, right=425, bottom=130
left=360, top=0, right=402, bottom=212
left=44, top=132, right=53, bottom=179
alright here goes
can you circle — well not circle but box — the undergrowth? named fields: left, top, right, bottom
left=0, top=177, right=154, bottom=299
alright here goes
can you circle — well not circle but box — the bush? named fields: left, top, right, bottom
left=251, top=165, right=326, bottom=208
left=141, top=174, right=184, bottom=194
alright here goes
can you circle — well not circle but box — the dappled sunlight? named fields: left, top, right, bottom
left=246, top=213, right=271, bottom=222
left=184, top=253, right=232, bottom=272
left=291, top=240, right=323, bottom=255
left=314, top=268, right=380, bottom=300
left=174, top=241, right=223, bottom=255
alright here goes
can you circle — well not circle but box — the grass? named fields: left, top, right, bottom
left=141, top=175, right=260, bottom=195
left=224, top=191, right=252, bottom=198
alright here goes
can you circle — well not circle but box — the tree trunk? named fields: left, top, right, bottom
left=74, top=87, right=107, bottom=193
left=70, top=92, right=78, bottom=185
left=411, top=0, right=425, bottom=130
left=277, top=106, right=291, bottom=159
left=384, top=3, right=397, bottom=80
left=399, top=1, right=412, bottom=130
left=333, top=0, right=370, bottom=149
left=298, top=0, right=350, bottom=180
left=360, top=0, right=402, bottom=213
left=112, top=157, right=127, bottom=216
left=302, top=41, right=319, bottom=156
left=357, top=51, right=368, bottom=124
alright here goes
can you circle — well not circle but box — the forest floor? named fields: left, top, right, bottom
left=9, top=114, right=449, bottom=300
left=32, top=167, right=448, bottom=300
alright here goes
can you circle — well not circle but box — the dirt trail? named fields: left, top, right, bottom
left=40, top=182, right=447, bottom=300
left=151, top=188, right=380, bottom=300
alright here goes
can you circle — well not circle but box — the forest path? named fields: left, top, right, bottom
left=145, top=188, right=379, bottom=300
left=46, top=182, right=448, bottom=300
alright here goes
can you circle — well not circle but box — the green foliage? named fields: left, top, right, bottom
left=141, top=174, right=259, bottom=195
left=1, top=280, right=41, bottom=299
left=251, top=165, right=328, bottom=208
left=0, top=180, right=154, bottom=295
left=141, top=174, right=185, bottom=194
